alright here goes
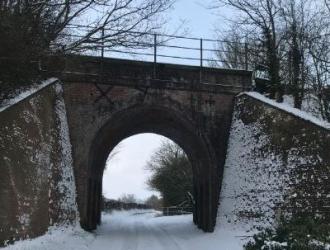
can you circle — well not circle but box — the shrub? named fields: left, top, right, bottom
left=244, top=217, right=330, bottom=250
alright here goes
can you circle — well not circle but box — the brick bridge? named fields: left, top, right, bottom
left=42, top=55, right=253, bottom=232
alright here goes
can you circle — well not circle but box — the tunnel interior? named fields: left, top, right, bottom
left=83, top=104, right=218, bottom=232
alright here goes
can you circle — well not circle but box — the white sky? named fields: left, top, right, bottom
left=102, top=0, right=227, bottom=201
left=107, top=0, right=233, bottom=66
left=168, top=0, right=219, bottom=37
left=103, top=134, right=170, bottom=201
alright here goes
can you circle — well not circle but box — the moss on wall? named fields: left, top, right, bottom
left=219, top=94, right=330, bottom=230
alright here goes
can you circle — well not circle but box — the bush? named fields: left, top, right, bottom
left=244, top=217, right=330, bottom=250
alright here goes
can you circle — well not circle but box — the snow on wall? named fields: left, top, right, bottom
left=218, top=118, right=288, bottom=230
left=51, top=83, right=79, bottom=224
left=0, top=78, right=58, bottom=113
left=245, top=92, right=330, bottom=129
left=217, top=93, right=330, bottom=232
left=0, top=79, right=78, bottom=246
left=282, top=94, right=324, bottom=121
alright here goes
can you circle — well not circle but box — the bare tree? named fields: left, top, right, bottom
left=104, top=142, right=123, bottom=170
left=0, top=0, right=176, bottom=99
left=309, top=32, right=330, bottom=121
left=1, top=0, right=175, bottom=52
left=279, top=0, right=316, bottom=108
left=145, top=194, right=162, bottom=210
left=214, top=0, right=330, bottom=115
left=297, top=0, right=330, bottom=121
left=118, top=193, right=137, bottom=203
left=212, top=26, right=268, bottom=71
left=326, top=0, right=330, bottom=13
left=213, top=0, right=284, bottom=101
left=211, top=28, right=247, bottom=69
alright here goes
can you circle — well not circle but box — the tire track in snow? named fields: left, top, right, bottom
left=157, top=224, right=184, bottom=249
left=119, top=220, right=139, bottom=250
left=141, top=219, right=183, bottom=250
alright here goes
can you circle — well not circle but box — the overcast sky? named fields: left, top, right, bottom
left=102, top=0, right=226, bottom=201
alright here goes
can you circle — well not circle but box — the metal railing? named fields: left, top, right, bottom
left=53, top=25, right=252, bottom=75
left=161, top=199, right=193, bottom=216
left=162, top=205, right=193, bottom=216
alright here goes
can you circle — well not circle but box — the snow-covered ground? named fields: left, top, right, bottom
left=4, top=210, right=249, bottom=250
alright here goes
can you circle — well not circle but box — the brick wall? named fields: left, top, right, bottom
left=0, top=81, right=78, bottom=246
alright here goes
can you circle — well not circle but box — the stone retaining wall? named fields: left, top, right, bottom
left=219, top=93, right=330, bottom=230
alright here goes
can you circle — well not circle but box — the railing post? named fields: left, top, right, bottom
left=100, top=27, right=105, bottom=85
left=200, top=38, right=203, bottom=68
left=200, top=38, right=203, bottom=83
left=101, top=27, right=105, bottom=59
left=153, top=33, right=157, bottom=79
left=244, top=42, right=248, bottom=71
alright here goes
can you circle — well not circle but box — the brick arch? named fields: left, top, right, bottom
left=82, top=104, right=218, bottom=232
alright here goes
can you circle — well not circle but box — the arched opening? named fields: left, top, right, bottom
left=102, top=133, right=194, bottom=214
left=82, top=104, right=218, bottom=232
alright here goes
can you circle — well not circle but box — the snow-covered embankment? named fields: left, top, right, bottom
left=217, top=92, right=330, bottom=233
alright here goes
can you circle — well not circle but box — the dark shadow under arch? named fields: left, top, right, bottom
left=83, top=104, right=219, bottom=232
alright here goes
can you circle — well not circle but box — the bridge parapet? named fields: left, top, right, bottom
left=42, top=55, right=253, bottom=94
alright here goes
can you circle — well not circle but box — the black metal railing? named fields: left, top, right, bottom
left=53, top=25, right=252, bottom=73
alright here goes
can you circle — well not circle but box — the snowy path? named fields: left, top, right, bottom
left=5, top=210, right=248, bottom=250
left=91, top=211, right=184, bottom=250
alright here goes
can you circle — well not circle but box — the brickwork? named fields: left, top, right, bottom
left=63, top=82, right=237, bottom=232
left=56, top=56, right=253, bottom=232
left=0, top=82, right=77, bottom=246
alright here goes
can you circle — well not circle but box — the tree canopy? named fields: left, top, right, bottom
left=213, top=0, right=330, bottom=121
left=145, top=141, right=193, bottom=208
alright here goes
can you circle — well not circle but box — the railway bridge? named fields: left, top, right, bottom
left=2, top=30, right=330, bottom=247
left=43, top=55, right=253, bottom=232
